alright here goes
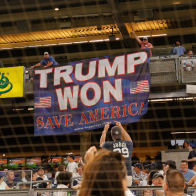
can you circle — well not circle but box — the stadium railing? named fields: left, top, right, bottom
left=25, top=54, right=187, bottom=94
left=0, top=186, right=195, bottom=196
left=179, top=55, right=196, bottom=83
left=16, top=180, right=52, bottom=189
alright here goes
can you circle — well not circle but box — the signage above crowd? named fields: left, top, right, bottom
left=33, top=51, right=151, bottom=136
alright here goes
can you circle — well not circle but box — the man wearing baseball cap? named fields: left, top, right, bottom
left=31, top=52, right=59, bottom=69
left=100, top=121, right=133, bottom=186
left=133, top=163, right=144, bottom=185
left=130, top=25, right=153, bottom=57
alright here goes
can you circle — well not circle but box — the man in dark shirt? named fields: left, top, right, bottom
left=100, top=121, right=133, bottom=186
left=186, top=143, right=196, bottom=170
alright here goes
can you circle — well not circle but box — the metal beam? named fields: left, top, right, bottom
left=106, top=0, right=132, bottom=47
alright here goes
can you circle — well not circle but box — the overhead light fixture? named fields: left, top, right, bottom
left=55, top=7, right=59, bottom=11
left=138, top=35, right=151, bottom=38
left=148, top=98, right=173, bottom=102
left=116, top=38, right=120, bottom=40
left=28, top=108, right=34, bottom=111
left=148, top=97, right=196, bottom=102
left=89, top=40, right=104, bottom=43
left=58, top=42, right=72, bottom=45
left=152, top=34, right=167, bottom=37
left=173, top=2, right=180, bottom=4
left=104, top=39, right=110, bottom=41
left=29, top=45, right=42, bottom=48
left=73, top=41, right=88, bottom=44
left=43, top=44, right=57, bottom=46
left=171, top=131, right=196, bottom=134
left=138, top=34, right=167, bottom=38
left=14, top=46, right=26, bottom=49
left=13, top=108, right=24, bottom=111
left=0, top=48, right=13, bottom=50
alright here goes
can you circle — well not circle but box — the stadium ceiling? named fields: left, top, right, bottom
left=0, top=0, right=196, bottom=46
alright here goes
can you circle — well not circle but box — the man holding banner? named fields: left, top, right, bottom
left=100, top=121, right=133, bottom=186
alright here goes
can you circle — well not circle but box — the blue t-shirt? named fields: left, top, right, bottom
left=179, top=169, right=195, bottom=182
left=40, top=56, right=59, bottom=66
left=102, top=139, right=133, bottom=176
left=173, top=46, right=186, bottom=56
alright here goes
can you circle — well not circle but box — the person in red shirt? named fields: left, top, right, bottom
left=131, top=28, right=153, bottom=57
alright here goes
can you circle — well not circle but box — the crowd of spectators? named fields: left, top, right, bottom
left=0, top=132, right=196, bottom=196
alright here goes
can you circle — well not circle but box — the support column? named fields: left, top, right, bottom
left=80, top=130, right=91, bottom=158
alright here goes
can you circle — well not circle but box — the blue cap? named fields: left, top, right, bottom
left=190, top=143, right=195, bottom=148
left=134, top=163, right=142, bottom=170
left=0, top=172, right=5, bottom=178
left=151, top=163, right=158, bottom=169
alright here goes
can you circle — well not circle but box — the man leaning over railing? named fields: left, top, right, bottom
left=31, top=52, right=59, bottom=69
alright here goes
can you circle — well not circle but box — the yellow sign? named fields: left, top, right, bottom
left=0, top=66, right=24, bottom=98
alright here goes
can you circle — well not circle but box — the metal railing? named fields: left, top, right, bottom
left=16, top=180, right=52, bottom=189
left=0, top=186, right=195, bottom=196
left=180, top=55, right=196, bottom=83
left=25, top=54, right=196, bottom=95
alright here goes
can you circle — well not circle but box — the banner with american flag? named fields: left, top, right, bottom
left=34, top=97, right=51, bottom=108
left=34, top=50, right=150, bottom=136
left=130, top=80, right=149, bottom=94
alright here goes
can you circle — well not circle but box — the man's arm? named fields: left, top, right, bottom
left=44, top=62, right=53, bottom=68
left=187, top=157, right=196, bottom=162
left=114, top=121, right=132, bottom=141
left=31, top=63, right=41, bottom=69
left=148, top=44, right=153, bottom=49
left=100, top=122, right=111, bottom=147
left=188, top=176, right=196, bottom=185
left=131, top=29, right=142, bottom=44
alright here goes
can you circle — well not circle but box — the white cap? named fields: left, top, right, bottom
left=143, top=37, right=148, bottom=40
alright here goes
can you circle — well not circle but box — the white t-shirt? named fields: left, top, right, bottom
left=54, top=171, right=60, bottom=184
left=66, top=162, right=78, bottom=177
left=0, top=181, right=7, bottom=190
left=37, top=174, right=49, bottom=184
left=53, top=184, right=68, bottom=196
left=22, top=177, right=27, bottom=182
left=125, top=189, right=134, bottom=196
left=158, top=170, right=164, bottom=175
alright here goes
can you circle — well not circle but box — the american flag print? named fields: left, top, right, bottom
left=130, top=80, right=149, bottom=94
left=34, top=97, right=51, bottom=108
